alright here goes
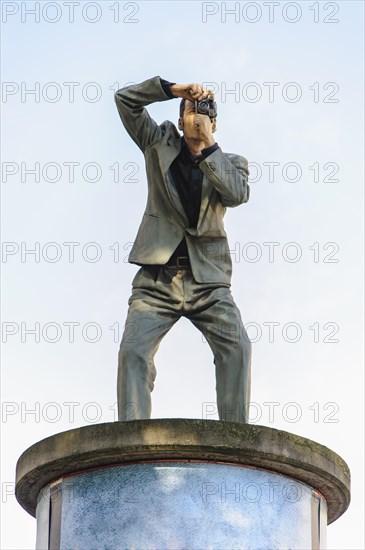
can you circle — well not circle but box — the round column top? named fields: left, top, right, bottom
left=15, top=419, right=350, bottom=523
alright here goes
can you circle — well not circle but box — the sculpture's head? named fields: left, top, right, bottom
left=177, top=98, right=217, bottom=139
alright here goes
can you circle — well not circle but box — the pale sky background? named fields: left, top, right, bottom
left=1, top=1, right=364, bottom=548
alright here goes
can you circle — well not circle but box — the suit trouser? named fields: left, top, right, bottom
left=117, top=265, right=252, bottom=423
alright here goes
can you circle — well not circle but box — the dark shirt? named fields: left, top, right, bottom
left=160, top=79, right=220, bottom=263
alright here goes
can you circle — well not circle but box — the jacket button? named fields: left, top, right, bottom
left=209, top=162, right=217, bottom=172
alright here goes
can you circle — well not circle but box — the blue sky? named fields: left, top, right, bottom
left=1, top=1, right=364, bottom=548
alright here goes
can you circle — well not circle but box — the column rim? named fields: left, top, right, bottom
left=15, top=419, right=350, bottom=523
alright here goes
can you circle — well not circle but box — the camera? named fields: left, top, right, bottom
left=195, top=96, right=217, bottom=119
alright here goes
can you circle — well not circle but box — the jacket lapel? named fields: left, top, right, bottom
left=160, top=137, right=189, bottom=223
left=197, top=174, right=214, bottom=230
left=160, top=135, right=215, bottom=228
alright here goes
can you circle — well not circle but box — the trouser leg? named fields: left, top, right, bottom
left=188, top=285, right=252, bottom=423
left=117, top=267, right=179, bottom=421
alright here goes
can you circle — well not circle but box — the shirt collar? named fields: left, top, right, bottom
left=181, top=137, right=202, bottom=165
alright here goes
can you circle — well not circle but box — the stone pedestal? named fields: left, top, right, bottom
left=15, top=420, right=350, bottom=549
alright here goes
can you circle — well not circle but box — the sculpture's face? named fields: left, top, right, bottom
left=178, top=100, right=216, bottom=139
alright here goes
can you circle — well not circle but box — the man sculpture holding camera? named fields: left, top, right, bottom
left=114, top=76, right=252, bottom=423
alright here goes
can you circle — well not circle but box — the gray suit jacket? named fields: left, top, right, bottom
left=114, top=76, right=250, bottom=285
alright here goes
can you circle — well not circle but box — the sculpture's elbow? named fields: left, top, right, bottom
left=243, top=183, right=250, bottom=203
left=222, top=183, right=250, bottom=208
left=114, top=90, right=124, bottom=105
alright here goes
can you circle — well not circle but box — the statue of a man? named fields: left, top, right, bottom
left=114, top=77, right=252, bottom=423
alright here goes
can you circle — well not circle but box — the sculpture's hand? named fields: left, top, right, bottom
left=170, top=83, right=214, bottom=102
left=193, top=113, right=216, bottom=148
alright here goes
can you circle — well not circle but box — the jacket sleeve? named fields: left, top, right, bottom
left=114, top=76, right=174, bottom=152
left=199, top=147, right=250, bottom=207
